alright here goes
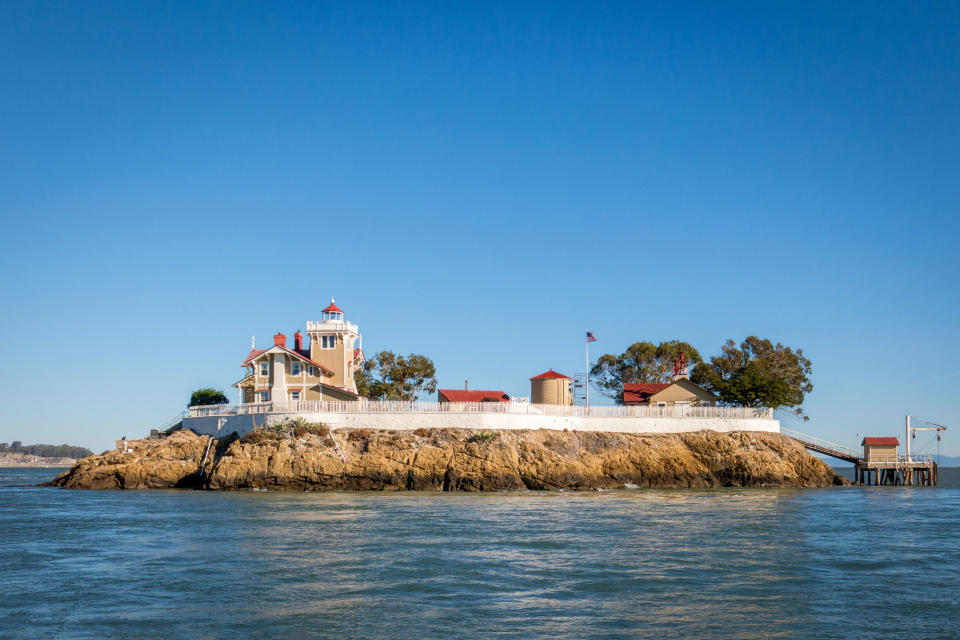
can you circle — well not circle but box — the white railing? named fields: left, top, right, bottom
left=152, top=411, right=189, bottom=432
left=188, top=401, right=775, bottom=420
left=780, top=428, right=861, bottom=459
left=305, top=320, right=359, bottom=334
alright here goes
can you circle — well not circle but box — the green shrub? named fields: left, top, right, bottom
left=467, top=431, right=498, bottom=444
left=241, top=428, right=282, bottom=445
left=292, top=422, right=330, bottom=438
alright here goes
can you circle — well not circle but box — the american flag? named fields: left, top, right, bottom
left=586, top=331, right=598, bottom=343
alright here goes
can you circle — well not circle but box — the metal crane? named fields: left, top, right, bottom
left=905, top=415, right=948, bottom=461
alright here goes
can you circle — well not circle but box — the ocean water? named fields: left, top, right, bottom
left=2, top=468, right=959, bottom=639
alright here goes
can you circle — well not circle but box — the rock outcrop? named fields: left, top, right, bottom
left=48, top=427, right=844, bottom=491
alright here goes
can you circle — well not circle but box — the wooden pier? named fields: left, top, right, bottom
left=854, top=460, right=938, bottom=486
left=781, top=428, right=941, bottom=487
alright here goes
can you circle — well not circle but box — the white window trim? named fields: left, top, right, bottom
left=291, top=362, right=302, bottom=375
left=259, top=361, right=269, bottom=376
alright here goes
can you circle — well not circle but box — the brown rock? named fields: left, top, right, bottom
left=47, top=428, right=845, bottom=491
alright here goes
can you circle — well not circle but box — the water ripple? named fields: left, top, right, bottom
left=1, top=468, right=959, bottom=638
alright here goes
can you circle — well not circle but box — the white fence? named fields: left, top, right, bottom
left=189, top=400, right=774, bottom=420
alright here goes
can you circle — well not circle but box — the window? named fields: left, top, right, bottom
left=259, top=361, right=269, bottom=377
left=291, top=361, right=301, bottom=375
left=258, top=391, right=270, bottom=402
left=656, top=402, right=667, bottom=408
left=290, top=391, right=300, bottom=401
left=322, top=335, right=337, bottom=349
left=308, top=366, right=316, bottom=376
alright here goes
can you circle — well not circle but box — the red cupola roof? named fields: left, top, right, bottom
left=530, top=369, right=570, bottom=380
left=322, top=298, right=343, bottom=313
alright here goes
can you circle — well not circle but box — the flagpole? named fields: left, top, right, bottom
left=585, top=329, right=589, bottom=407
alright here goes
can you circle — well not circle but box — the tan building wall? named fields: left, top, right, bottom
left=310, top=338, right=358, bottom=391
left=531, top=378, right=572, bottom=405
left=243, top=353, right=339, bottom=402
left=647, top=379, right=716, bottom=406
left=864, top=445, right=898, bottom=462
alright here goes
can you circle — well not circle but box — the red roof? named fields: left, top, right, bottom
left=530, top=369, right=570, bottom=380
left=242, top=344, right=334, bottom=375
left=323, top=299, right=343, bottom=313
left=438, top=389, right=510, bottom=403
left=242, top=348, right=267, bottom=365
left=862, top=437, right=900, bottom=447
left=622, top=383, right=670, bottom=404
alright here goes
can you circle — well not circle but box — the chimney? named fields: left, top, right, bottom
left=273, top=332, right=286, bottom=348
left=465, top=380, right=469, bottom=391
left=294, top=331, right=303, bottom=351
left=673, top=352, right=689, bottom=381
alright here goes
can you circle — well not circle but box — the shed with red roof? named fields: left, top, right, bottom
left=622, top=379, right=716, bottom=407
left=861, top=437, right=900, bottom=463
left=438, top=388, right=510, bottom=403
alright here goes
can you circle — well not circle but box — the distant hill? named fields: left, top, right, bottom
left=0, top=441, right=93, bottom=459
left=935, top=455, right=960, bottom=467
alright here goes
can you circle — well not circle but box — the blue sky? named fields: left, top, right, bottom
left=1, top=1, right=958, bottom=455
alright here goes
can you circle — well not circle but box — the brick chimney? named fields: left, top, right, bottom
left=294, top=331, right=303, bottom=351
left=273, top=332, right=286, bottom=348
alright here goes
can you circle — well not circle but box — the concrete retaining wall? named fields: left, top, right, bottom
left=184, top=411, right=780, bottom=439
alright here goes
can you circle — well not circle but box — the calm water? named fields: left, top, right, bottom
left=2, top=468, right=959, bottom=639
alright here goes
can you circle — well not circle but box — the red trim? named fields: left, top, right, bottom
left=862, top=437, right=899, bottom=446
left=323, top=301, right=344, bottom=313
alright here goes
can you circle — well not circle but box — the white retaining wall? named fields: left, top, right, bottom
left=184, top=411, right=780, bottom=439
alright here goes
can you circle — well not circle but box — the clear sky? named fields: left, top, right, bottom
left=1, top=1, right=958, bottom=455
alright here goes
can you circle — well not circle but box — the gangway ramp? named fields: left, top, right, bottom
left=780, top=428, right=862, bottom=464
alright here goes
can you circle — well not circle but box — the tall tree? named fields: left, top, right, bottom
left=355, top=351, right=437, bottom=401
left=189, top=388, right=230, bottom=407
left=590, top=340, right=703, bottom=404
left=690, top=336, right=813, bottom=419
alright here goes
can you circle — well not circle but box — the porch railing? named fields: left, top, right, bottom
left=188, top=401, right=775, bottom=420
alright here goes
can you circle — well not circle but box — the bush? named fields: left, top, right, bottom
left=189, top=388, right=229, bottom=407
left=347, top=429, right=372, bottom=441
left=467, top=431, right=498, bottom=444
left=293, top=425, right=330, bottom=438
left=241, top=428, right=282, bottom=445
left=290, top=419, right=330, bottom=438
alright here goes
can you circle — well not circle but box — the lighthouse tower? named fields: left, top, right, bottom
left=306, top=298, right=363, bottom=393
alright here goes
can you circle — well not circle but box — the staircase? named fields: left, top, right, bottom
left=780, top=428, right=862, bottom=464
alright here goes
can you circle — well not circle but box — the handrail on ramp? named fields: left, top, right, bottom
left=780, top=428, right=862, bottom=463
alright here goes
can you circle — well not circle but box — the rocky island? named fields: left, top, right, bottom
left=48, top=426, right=843, bottom=490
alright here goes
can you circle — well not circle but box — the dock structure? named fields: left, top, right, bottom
left=853, top=458, right=938, bottom=486
left=781, top=428, right=940, bottom=487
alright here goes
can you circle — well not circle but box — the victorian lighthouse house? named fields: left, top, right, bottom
left=234, top=299, right=364, bottom=404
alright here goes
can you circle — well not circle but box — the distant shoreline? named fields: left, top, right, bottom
left=0, top=453, right=78, bottom=468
